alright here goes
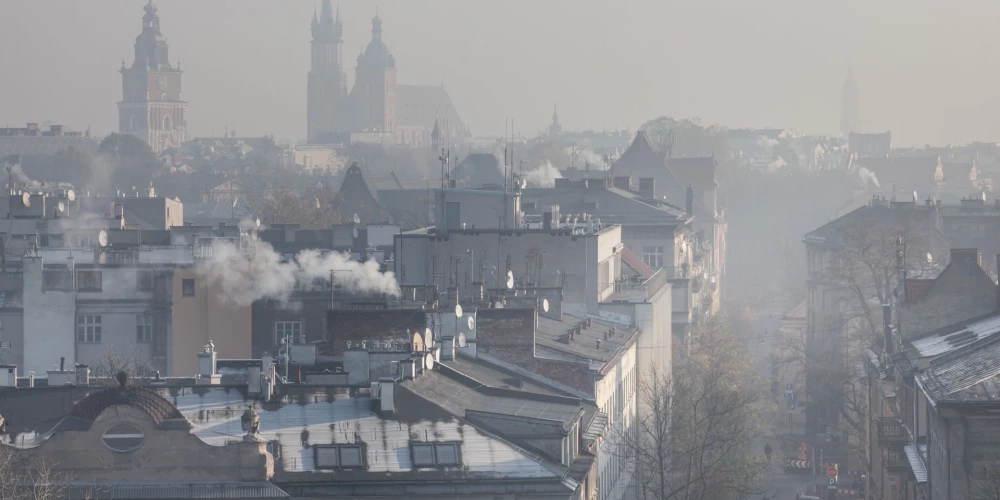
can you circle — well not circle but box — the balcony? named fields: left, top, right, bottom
left=601, top=268, right=667, bottom=303
left=884, top=449, right=909, bottom=474
left=877, top=417, right=906, bottom=447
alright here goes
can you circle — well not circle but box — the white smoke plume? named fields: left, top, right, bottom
left=198, top=239, right=400, bottom=306
left=523, top=161, right=563, bottom=188
left=856, top=167, right=881, bottom=188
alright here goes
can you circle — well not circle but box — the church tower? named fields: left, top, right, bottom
left=840, top=68, right=858, bottom=137
left=118, top=0, right=187, bottom=153
left=352, top=13, right=397, bottom=134
left=307, top=0, right=347, bottom=143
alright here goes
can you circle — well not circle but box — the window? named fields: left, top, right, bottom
left=136, top=270, right=153, bottom=291
left=76, top=271, right=102, bottom=291
left=77, top=315, right=102, bottom=343
left=42, top=270, right=73, bottom=291
left=102, top=423, right=144, bottom=452
left=314, top=444, right=366, bottom=469
left=522, top=202, right=536, bottom=211
left=411, top=442, right=461, bottom=467
left=163, top=115, right=172, bottom=130
left=275, top=321, right=302, bottom=345
left=584, top=201, right=598, bottom=210
left=182, top=278, right=195, bottom=297
left=641, top=246, right=664, bottom=269
left=137, top=314, right=153, bottom=343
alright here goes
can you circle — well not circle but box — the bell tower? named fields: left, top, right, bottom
left=118, top=0, right=187, bottom=153
left=353, top=13, right=397, bottom=134
left=307, top=0, right=347, bottom=143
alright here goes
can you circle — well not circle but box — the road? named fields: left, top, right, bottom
left=743, top=295, right=823, bottom=500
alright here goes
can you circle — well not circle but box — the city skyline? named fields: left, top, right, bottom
left=2, top=0, right=1000, bottom=146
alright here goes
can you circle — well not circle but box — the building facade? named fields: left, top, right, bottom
left=118, top=1, right=187, bottom=153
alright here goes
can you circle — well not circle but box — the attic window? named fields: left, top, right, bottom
left=583, top=201, right=598, bottom=210
left=314, top=444, right=366, bottom=469
left=411, top=442, right=461, bottom=467
left=102, top=423, right=145, bottom=453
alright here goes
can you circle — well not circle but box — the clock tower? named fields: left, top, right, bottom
left=118, top=0, right=187, bottom=153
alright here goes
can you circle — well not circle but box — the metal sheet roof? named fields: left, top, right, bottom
left=916, top=329, right=1000, bottom=403
left=404, top=369, right=583, bottom=425
left=909, top=312, right=1000, bottom=358
left=161, top=386, right=560, bottom=479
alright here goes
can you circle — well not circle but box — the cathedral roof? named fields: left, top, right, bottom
left=397, top=85, right=466, bottom=133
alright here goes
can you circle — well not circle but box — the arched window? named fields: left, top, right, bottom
left=128, top=114, right=137, bottom=131
left=163, top=115, right=172, bottom=131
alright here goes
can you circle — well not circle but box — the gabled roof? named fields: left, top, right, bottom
left=612, top=133, right=683, bottom=188
left=332, top=163, right=386, bottom=224
left=397, top=85, right=466, bottom=132
left=905, top=279, right=935, bottom=303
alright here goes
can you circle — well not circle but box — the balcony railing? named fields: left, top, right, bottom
left=884, top=449, right=909, bottom=473
left=877, top=417, right=906, bottom=447
left=601, top=269, right=667, bottom=303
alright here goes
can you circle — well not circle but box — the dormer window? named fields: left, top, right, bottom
left=411, top=442, right=461, bottom=467
left=314, top=444, right=366, bottom=469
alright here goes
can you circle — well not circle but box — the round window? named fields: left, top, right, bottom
left=102, top=423, right=145, bottom=452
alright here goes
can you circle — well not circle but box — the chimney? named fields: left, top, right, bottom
left=247, top=365, right=262, bottom=394
left=883, top=303, right=894, bottom=354
left=74, top=364, right=90, bottom=386
left=0, top=366, right=16, bottom=387
left=638, top=178, right=655, bottom=200
left=950, top=248, right=981, bottom=268
left=377, top=377, right=395, bottom=414
left=196, top=342, right=221, bottom=385
left=613, top=176, right=633, bottom=191
left=685, top=184, right=694, bottom=215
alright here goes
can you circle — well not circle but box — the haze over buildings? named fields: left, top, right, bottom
left=4, top=0, right=1000, bottom=145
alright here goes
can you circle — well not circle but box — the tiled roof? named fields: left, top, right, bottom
left=70, top=387, right=186, bottom=424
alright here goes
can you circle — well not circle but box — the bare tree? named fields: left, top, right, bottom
left=608, top=316, right=768, bottom=500
left=89, top=344, right=155, bottom=387
left=973, top=455, right=1000, bottom=500
left=802, top=214, right=944, bottom=440
left=0, top=446, right=67, bottom=500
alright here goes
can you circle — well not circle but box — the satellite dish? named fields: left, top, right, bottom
left=495, top=301, right=504, bottom=309
left=425, top=329, right=434, bottom=347
left=353, top=213, right=360, bottom=224
left=506, top=277, right=514, bottom=289
left=455, top=304, right=463, bottom=318
left=520, top=179, right=527, bottom=189
left=467, top=316, right=475, bottom=330
left=57, top=201, right=65, bottom=213
left=255, top=217, right=261, bottom=228
left=66, top=189, right=76, bottom=202
left=424, top=353, right=435, bottom=371
left=314, top=197, right=321, bottom=210
left=97, top=230, right=108, bottom=248
left=352, top=227, right=358, bottom=238
left=542, top=298, right=550, bottom=312
left=927, top=252, right=933, bottom=264
left=457, top=332, right=467, bottom=348
left=411, top=332, right=424, bottom=352
left=21, top=192, right=30, bottom=207
left=507, top=270, right=513, bottom=280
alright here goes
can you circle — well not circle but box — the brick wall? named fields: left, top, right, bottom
left=325, top=309, right=426, bottom=354
left=477, top=307, right=594, bottom=396
left=477, top=308, right=536, bottom=365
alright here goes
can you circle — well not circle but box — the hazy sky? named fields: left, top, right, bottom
left=2, top=0, right=998, bottom=146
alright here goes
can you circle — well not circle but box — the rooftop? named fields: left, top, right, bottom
left=907, top=311, right=1000, bottom=359
left=916, top=323, right=1000, bottom=404
left=535, top=313, right=638, bottom=368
